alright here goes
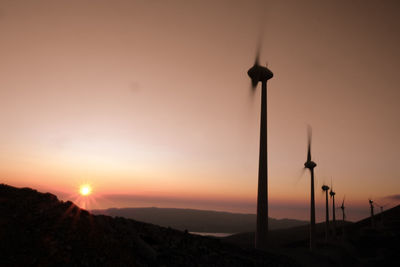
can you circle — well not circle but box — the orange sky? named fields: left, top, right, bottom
left=0, top=0, right=399, bottom=221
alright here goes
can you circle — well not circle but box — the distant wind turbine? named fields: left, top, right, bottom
left=330, top=183, right=336, bottom=238
left=377, top=203, right=388, bottom=227
left=340, top=197, right=346, bottom=222
left=247, top=40, right=273, bottom=250
left=340, top=196, right=346, bottom=238
left=369, top=199, right=375, bottom=227
left=304, top=126, right=317, bottom=250
left=321, top=184, right=330, bottom=241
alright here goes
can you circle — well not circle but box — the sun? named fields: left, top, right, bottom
left=79, top=184, right=92, bottom=196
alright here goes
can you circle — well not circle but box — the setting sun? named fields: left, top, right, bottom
left=79, top=184, right=92, bottom=196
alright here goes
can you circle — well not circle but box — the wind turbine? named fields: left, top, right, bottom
left=340, top=197, right=345, bottom=222
left=377, top=203, right=388, bottom=227
left=321, top=184, right=330, bottom=241
left=369, top=199, right=375, bottom=227
left=376, top=201, right=391, bottom=227
left=304, top=126, right=317, bottom=250
left=247, top=42, right=273, bottom=250
left=330, top=184, right=336, bottom=238
left=340, top=196, right=345, bottom=238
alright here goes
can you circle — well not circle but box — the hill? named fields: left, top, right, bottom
left=92, top=207, right=307, bottom=234
left=0, top=184, right=298, bottom=266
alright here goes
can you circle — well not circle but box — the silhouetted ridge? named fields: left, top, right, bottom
left=0, top=184, right=298, bottom=266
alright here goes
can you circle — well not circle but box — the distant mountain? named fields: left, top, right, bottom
left=0, top=184, right=299, bottom=266
left=91, top=207, right=308, bottom=233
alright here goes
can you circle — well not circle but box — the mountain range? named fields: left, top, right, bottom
left=91, top=207, right=308, bottom=234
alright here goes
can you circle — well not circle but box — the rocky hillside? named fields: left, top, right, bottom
left=0, top=184, right=298, bottom=267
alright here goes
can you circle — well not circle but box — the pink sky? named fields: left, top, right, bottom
left=0, top=0, right=399, bottom=221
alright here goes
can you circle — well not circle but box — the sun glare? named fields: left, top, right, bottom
left=79, top=184, right=92, bottom=196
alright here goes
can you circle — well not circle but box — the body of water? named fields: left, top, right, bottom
left=190, top=232, right=234, bottom=237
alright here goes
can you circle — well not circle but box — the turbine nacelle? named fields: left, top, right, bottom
left=247, top=64, right=274, bottom=89
left=321, top=185, right=330, bottom=191
left=330, top=190, right=336, bottom=197
left=304, top=160, right=317, bottom=170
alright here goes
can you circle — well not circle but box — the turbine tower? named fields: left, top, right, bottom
left=330, top=186, right=336, bottom=237
left=304, top=127, right=317, bottom=250
left=321, top=185, right=330, bottom=241
left=247, top=45, right=273, bottom=250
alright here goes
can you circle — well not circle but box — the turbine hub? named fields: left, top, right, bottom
left=304, top=160, right=316, bottom=170
left=247, top=64, right=273, bottom=87
left=330, top=191, right=336, bottom=197
left=322, top=185, right=330, bottom=191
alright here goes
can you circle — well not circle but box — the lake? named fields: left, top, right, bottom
left=190, top=232, right=234, bottom=237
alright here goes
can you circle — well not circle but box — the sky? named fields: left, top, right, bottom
left=0, top=0, right=399, bottom=221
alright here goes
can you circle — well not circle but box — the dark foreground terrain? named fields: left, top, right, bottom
left=224, top=205, right=400, bottom=266
left=0, top=184, right=298, bottom=267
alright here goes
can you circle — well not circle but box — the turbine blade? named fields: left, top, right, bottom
left=320, top=188, right=326, bottom=196
left=255, top=44, right=260, bottom=66
left=294, top=168, right=307, bottom=186
left=307, top=126, right=312, bottom=162
left=254, top=31, right=263, bottom=66
left=251, top=79, right=258, bottom=89
left=247, top=82, right=257, bottom=105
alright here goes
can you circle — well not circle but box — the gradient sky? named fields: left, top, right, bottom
left=0, top=0, right=399, bottom=221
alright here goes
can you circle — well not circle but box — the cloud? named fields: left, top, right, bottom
left=383, top=194, right=400, bottom=201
